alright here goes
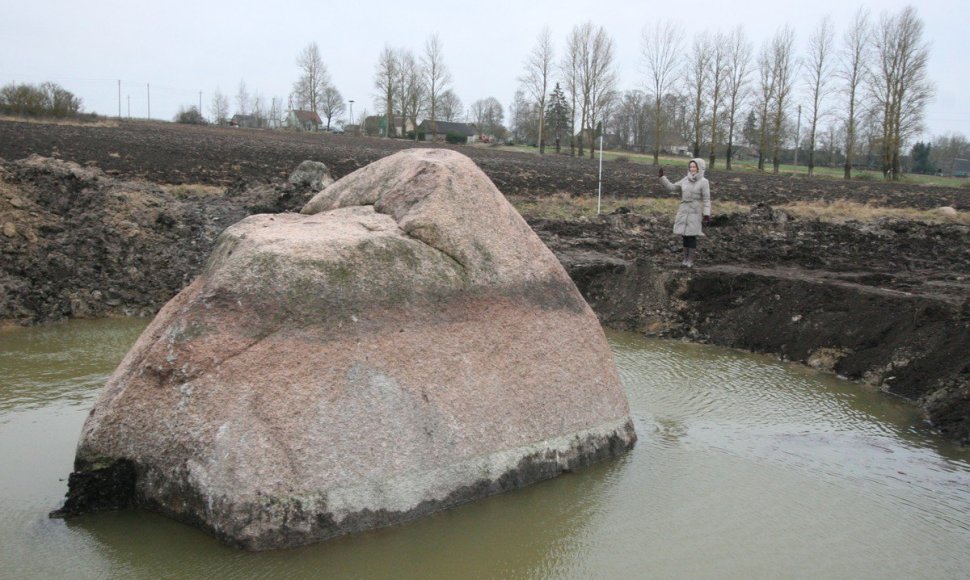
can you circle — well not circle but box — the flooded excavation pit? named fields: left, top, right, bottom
left=4, top=320, right=970, bottom=577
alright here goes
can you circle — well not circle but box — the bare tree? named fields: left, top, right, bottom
left=611, top=90, right=650, bottom=152
left=870, top=6, right=933, bottom=179
left=754, top=41, right=777, bottom=170
left=422, top=33, right=452, bottom=139
left=319, top=85, right=345, bottom=130
left=584, top=26, right=618, bottom=158
left=686, top=31, right=713, bottom=158
left=373, top=46, right=398, bottom=138
left=930, top=133, right=970, bottom=175
left=567, top=22, right=618, bottom=159
left=396, top=49, right=424, bottom=139
left=35, top=82, right=82, bottom=117
left=838, top=7, right=871, bottom=179
left=666, top=93, right=694, bottom=148
left=292, top=42, right=331, bottom=114
left=470, top=97, right=504, bottom=139
left=723, top=26, right=752, bottom=170
left=252, top=92, right=264, bottom=127
left=438, top=89, right=463, bottom=122
left=803, top=16, right=836, bottom=176
left=235, top=80, right=250, bottom=116
left=769, top=26, right=798, bottom=173
left=508, top=88, right=532, bottom=143
left=641, top=21, right=681, bottom=164
left=561, top=26, right=584, bottom=156
left=707, top=31, right=730, bottom=168
left=210, top=87, right=229, bottom=125
left=755, top=41, right=778, bottom=171
left=519, top=27, right=554, bottom=153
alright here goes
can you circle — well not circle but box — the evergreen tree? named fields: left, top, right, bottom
left=910, top=141, right=934, bottom=175
left=545, top=83, right=570, bottom=154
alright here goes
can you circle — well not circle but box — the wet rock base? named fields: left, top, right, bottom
left=49, top=459, right=137, bottom=517
left=52, top=421, right=636, bottom=551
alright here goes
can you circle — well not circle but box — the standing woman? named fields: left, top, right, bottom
left=659, top=158, right=711, bottom=267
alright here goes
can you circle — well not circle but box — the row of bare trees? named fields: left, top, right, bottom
left=197, top=7, right=933, bottom=180
left=512, top=6, right=933, bottom=180
left=204, top=42, right=343, bottom=130
left=372, top=34, right=464, bottom=139
left=206, top=79, right=285, bottom=128
left=520, top=22, right=618, bottom=159
left=748, top=6, right=931, bottom=179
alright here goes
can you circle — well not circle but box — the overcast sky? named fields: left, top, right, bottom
left=2, top=0, right=966, bottom=141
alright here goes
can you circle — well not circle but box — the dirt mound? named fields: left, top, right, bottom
left=0, top=155, right=323, bottom=323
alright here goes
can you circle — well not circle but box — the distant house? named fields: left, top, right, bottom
left=417, top=120, right=476, bottom=142
left=470, top=124, right=491, bottom=143
left=230, top=114, right=258, bottom=128
left=363, top=115, right=416, bottom=137
left=668, top=144, right=691, bottom=156
left=387, top=115, right=416, bottom=137
left=287, top=109, right=323, bottom=131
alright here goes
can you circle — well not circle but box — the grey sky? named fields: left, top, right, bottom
left=3, top=0, right=966, bottom=141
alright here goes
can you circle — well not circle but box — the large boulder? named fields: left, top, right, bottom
left=55, top=149, right=636, bottom=550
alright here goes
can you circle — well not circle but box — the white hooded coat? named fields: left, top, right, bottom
left=660, top=158, right=711, bottom=237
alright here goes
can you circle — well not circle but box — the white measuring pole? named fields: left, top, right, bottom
left=597, top=133, right=604, bottom=214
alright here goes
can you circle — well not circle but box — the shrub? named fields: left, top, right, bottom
left=853, top=172, right=879, bottom=181
left=612, top=155, right=630, bottom=163
left=0, top=81, right=82, bottom=117
left=174, top=106, right=206, bottom=125
left=445, top=132, right=467, bottom=144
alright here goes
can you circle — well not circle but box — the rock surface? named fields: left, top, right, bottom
left=56, top=149, right=636, bottom=550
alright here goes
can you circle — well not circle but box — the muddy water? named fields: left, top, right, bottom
left=2, top=320, right=969, bottom=579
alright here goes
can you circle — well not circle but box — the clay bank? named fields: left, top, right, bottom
left=48, top=149, right=636, bottom=550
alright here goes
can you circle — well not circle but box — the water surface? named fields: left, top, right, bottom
left=2, top=320, right=968, bottom=579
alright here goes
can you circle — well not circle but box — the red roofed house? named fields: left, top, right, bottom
left=287, top=109, right=323, bottom=132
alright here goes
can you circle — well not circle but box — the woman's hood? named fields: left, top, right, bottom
left=687, top=157, right=706, bottom=180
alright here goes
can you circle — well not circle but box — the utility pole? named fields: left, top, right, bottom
left=117, top=80, right=121, bottom=119
left=147, top=84, right=151, bottom=120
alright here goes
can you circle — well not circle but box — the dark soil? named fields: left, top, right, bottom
left=2, top=118, right=968, bottom=209
left=1, top=118, right=968, bottom=444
